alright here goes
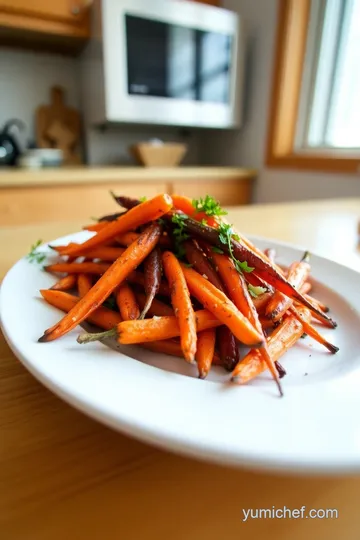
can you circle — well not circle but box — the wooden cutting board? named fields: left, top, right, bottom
left=36, top=86, right=82, bottom=164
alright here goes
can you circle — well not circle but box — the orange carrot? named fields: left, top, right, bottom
left=50, top=274, right=77, bottom=291
left=39, top=222, right=162, bottom=342
left=115, top=231, right=171, bottom=248
left=171, top=194, right=218, bottom=227
left=77, top=309, right=222, bottom=345
left=163, top=251, right=197, bottom=363
left=45, top=262, right=111, bottom=275
left=135, top=292, right=174, bottom=317
left=253, top=291, right=273, bottom=314
left=301, top=282, right=312, bottom=295
left=289, top=306, right=338, bottom=353
left=212, top=252, right=282, bottom=394
left=127, top=270, right=171, bottom=297
left=195, top=328, right=216, bottom=379
left=180, top=264, right=264, bottom=347
left=266, top=252, right=311, bottom=321
left=142, top=337, right=222, bottom=366
left=83, top=222, right=108, bottom=232
left=116, top=282, right=140, bottom=321
left=60, top=194, right=173, bottom=257
left=40, top=290, right=122, bottom=330
left=77, top=273, right=93, bottom=297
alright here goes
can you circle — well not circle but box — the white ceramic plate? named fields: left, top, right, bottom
left=1, top=231, right=360, bottom=474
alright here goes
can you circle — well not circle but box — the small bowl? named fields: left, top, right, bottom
left=130, top=142, right=187, bottom=167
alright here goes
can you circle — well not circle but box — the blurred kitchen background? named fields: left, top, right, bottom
left=0, top=0, right=359, bottom=225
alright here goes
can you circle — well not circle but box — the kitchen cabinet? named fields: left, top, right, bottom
left=0, top=0, right=90, bottom=50
left=0, top=167, right=255, bottom=226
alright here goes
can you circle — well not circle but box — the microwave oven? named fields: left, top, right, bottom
left=82, top=0, right=243, bottom=129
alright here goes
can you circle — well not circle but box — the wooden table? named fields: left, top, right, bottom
left=2, top=198, right=360, bottom=539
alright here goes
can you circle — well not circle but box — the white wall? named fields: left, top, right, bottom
left=0, top=47, right=200, bottom=165
left=199, top=0, right=360, bottom=202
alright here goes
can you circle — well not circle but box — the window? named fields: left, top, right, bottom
left=266, top=0, right=360, bottom=173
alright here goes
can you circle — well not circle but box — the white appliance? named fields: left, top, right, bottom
left=82, top=0, right=244, bottom=129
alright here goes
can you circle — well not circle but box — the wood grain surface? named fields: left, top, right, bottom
left=1, top=199, right=360, bottom=539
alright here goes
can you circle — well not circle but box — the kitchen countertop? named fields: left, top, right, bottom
left=0, top=166, right=256, bottom=188
left=1, top=198, right=360, bottom=539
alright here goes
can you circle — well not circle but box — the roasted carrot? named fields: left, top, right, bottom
left=180, top=264, right=264, bottom=347
left=77, top=273, right=93, bottom=297
left=116, top=282, right=140, bottom=321
left=217, top=326, right=240, bottom=371
left=78, top=309, right=222, bottom=345
left=135, top=292, right=174, bottom=317
left=253, top=291, right=273, bottom=314
left=59, top=194, right=172, bottom=257
left=289, top=306, right=338, bottom=353
left=162, top=251, right=197, bottom=363
left=39, top=222, right=162, bottom=342
left=301, top=282, right=312, bottom=295
left=45, top=262, right=111, bottom=275
left=40, top=290, right=122, bottom=330
left=83, top=222, right=108, bottom=232
left=259, top=317, right=280, bottom=330
left=111, top=194, right=140, bottom=210
left=196, top=328, right=216, bottom=379
left=50, top=274, right=77, bottom=291
left=171, top=194, right=218, bottom=227
left=184, top=240, right=224, bottom=291
left=127, top=270, right=170, bottom=297
left=143, top=337, right=221, bottom=366
left=266, top=252, right=311, bottom=321
left=180, top=216, right=336, bottom=327
left=304, top=294, right=329, bottom=313
left=212, top=251, right=283, bottom=394
left=115, top=231, right=171, bottom=249
left=232, top=306, right=312, bottom=383
left=140, top=247, right=162, bottom=319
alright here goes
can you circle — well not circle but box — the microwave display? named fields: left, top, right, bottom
left=125, top=14, right=233, bottom=104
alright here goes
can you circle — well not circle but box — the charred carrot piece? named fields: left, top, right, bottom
left=253, top=291, right=273, bottom=314
left=115, top=231, right=171, bottom=249
left=266, top=252, right=311, bottom=322
left=40, top=290, right=122, bottom=330
left=217, top=326, right=240, bottom=372
left=232, top=306, right=312, bottom=383
left=142, top=337, right=222, bottom=366
left=180, top=264, right=264, bottom=347
left=289, top=306, right=338, bottom=353
left=196, top=328, right=216, bottom=379
left=60, top=194, right=173, bottom=257
left=140, top=247, right=162, bottom=319
left=50, top=274, right=77, bottom=291
left=39, top=223, right=162, bottom=342
left=163, top=251, right=197, bottom=363
left=127, top=270, right=170, bottom=297
left=116, top=282, right=140, bottom=321
left=184, top=240, right=224, bottom=291
left=77, top=273, right=93, bottom=297
left=77, top=309, right=222, bottom=345
left=135, top=292, right=174, bottom=317
left=111, top=194, right=140, bottom=210
left=45, top=262, right=111, bottom=275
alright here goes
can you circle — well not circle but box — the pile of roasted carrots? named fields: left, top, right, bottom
left=37, top=192, right=339, bottom=396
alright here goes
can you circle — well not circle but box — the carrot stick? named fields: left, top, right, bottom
left=50, top=274, right=77, bottom=291
left=60, top=194, right=173, bottom=257
left=253, top=291, right=273, bottom=314
left=211, top=252, right=283, bottom=394
left=127, top=270, right=170, bottom=297
left=265, top=252, right=311, bottom=322
left=115, top=231, right=171, bottom=249
left=162, top=251, right=197, bottom=363
left=40, top=290, right=122, bottom=330
left=289, top=306, right=338, bottom=353
left=196, top=328, right=216, bottom=379
left=77, top=273, right=93, bottom=297
left=77, top=309, right=222, bottom=345
left=135, top=292, right=174, bottom=317
left=217, top=326, right=240, bottom=371
left=184, top=240, right=224, bottom=291
left=39, top=222, right=162, bottom=342
left=232, top=307, right=312, bottom=383
left=171, top=194, right=218, bottom=227
left=116, top=282, right=140, bottom=321
left=142, top=337, right=222, bottom=365
left=300, top=282, right=312, bottom=295
left=45, top=262, right=111, bottom=275
left=180, top=264, right=264, bottom=347
left=140, top=247, right=162, bottom=319
left=111, top=194, right=140, bottom=210
left=83, top=222, right=107, bottom=232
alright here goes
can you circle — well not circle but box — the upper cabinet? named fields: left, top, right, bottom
left=0, top=0, right=90, bottom=51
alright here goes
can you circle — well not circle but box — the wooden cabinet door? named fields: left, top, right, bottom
left=0, top=1, right=86, bottom=23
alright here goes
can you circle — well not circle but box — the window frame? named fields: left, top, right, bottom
left=266, top=0, right=360, bottom=174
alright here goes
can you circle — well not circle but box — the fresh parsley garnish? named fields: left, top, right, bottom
left=217, top=222, right=254, bottom=274
left=248, top=284, right=267, bottom=298
left=139, top=196, right=147, bottom=202
left=192, top=195, right=228, bottom=218
left=212, top=246, right=224, bottom=254
left=27, top=239, right=46, bottom=265
left=171, top=213, right=189, bottom=260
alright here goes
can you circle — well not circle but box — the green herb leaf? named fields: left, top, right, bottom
left=27, top=239, right=46, bottom=265
left=171, top=213, right=189, bottom=260
left=217, top=223, right=254, bottom=274
left=192, top=195, right=228, bottom=217
left=212, top=246, right=224, bottom=254
left=248, top=284, right=267, bottom=298
left=139, top=196, right=147, bottom=202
